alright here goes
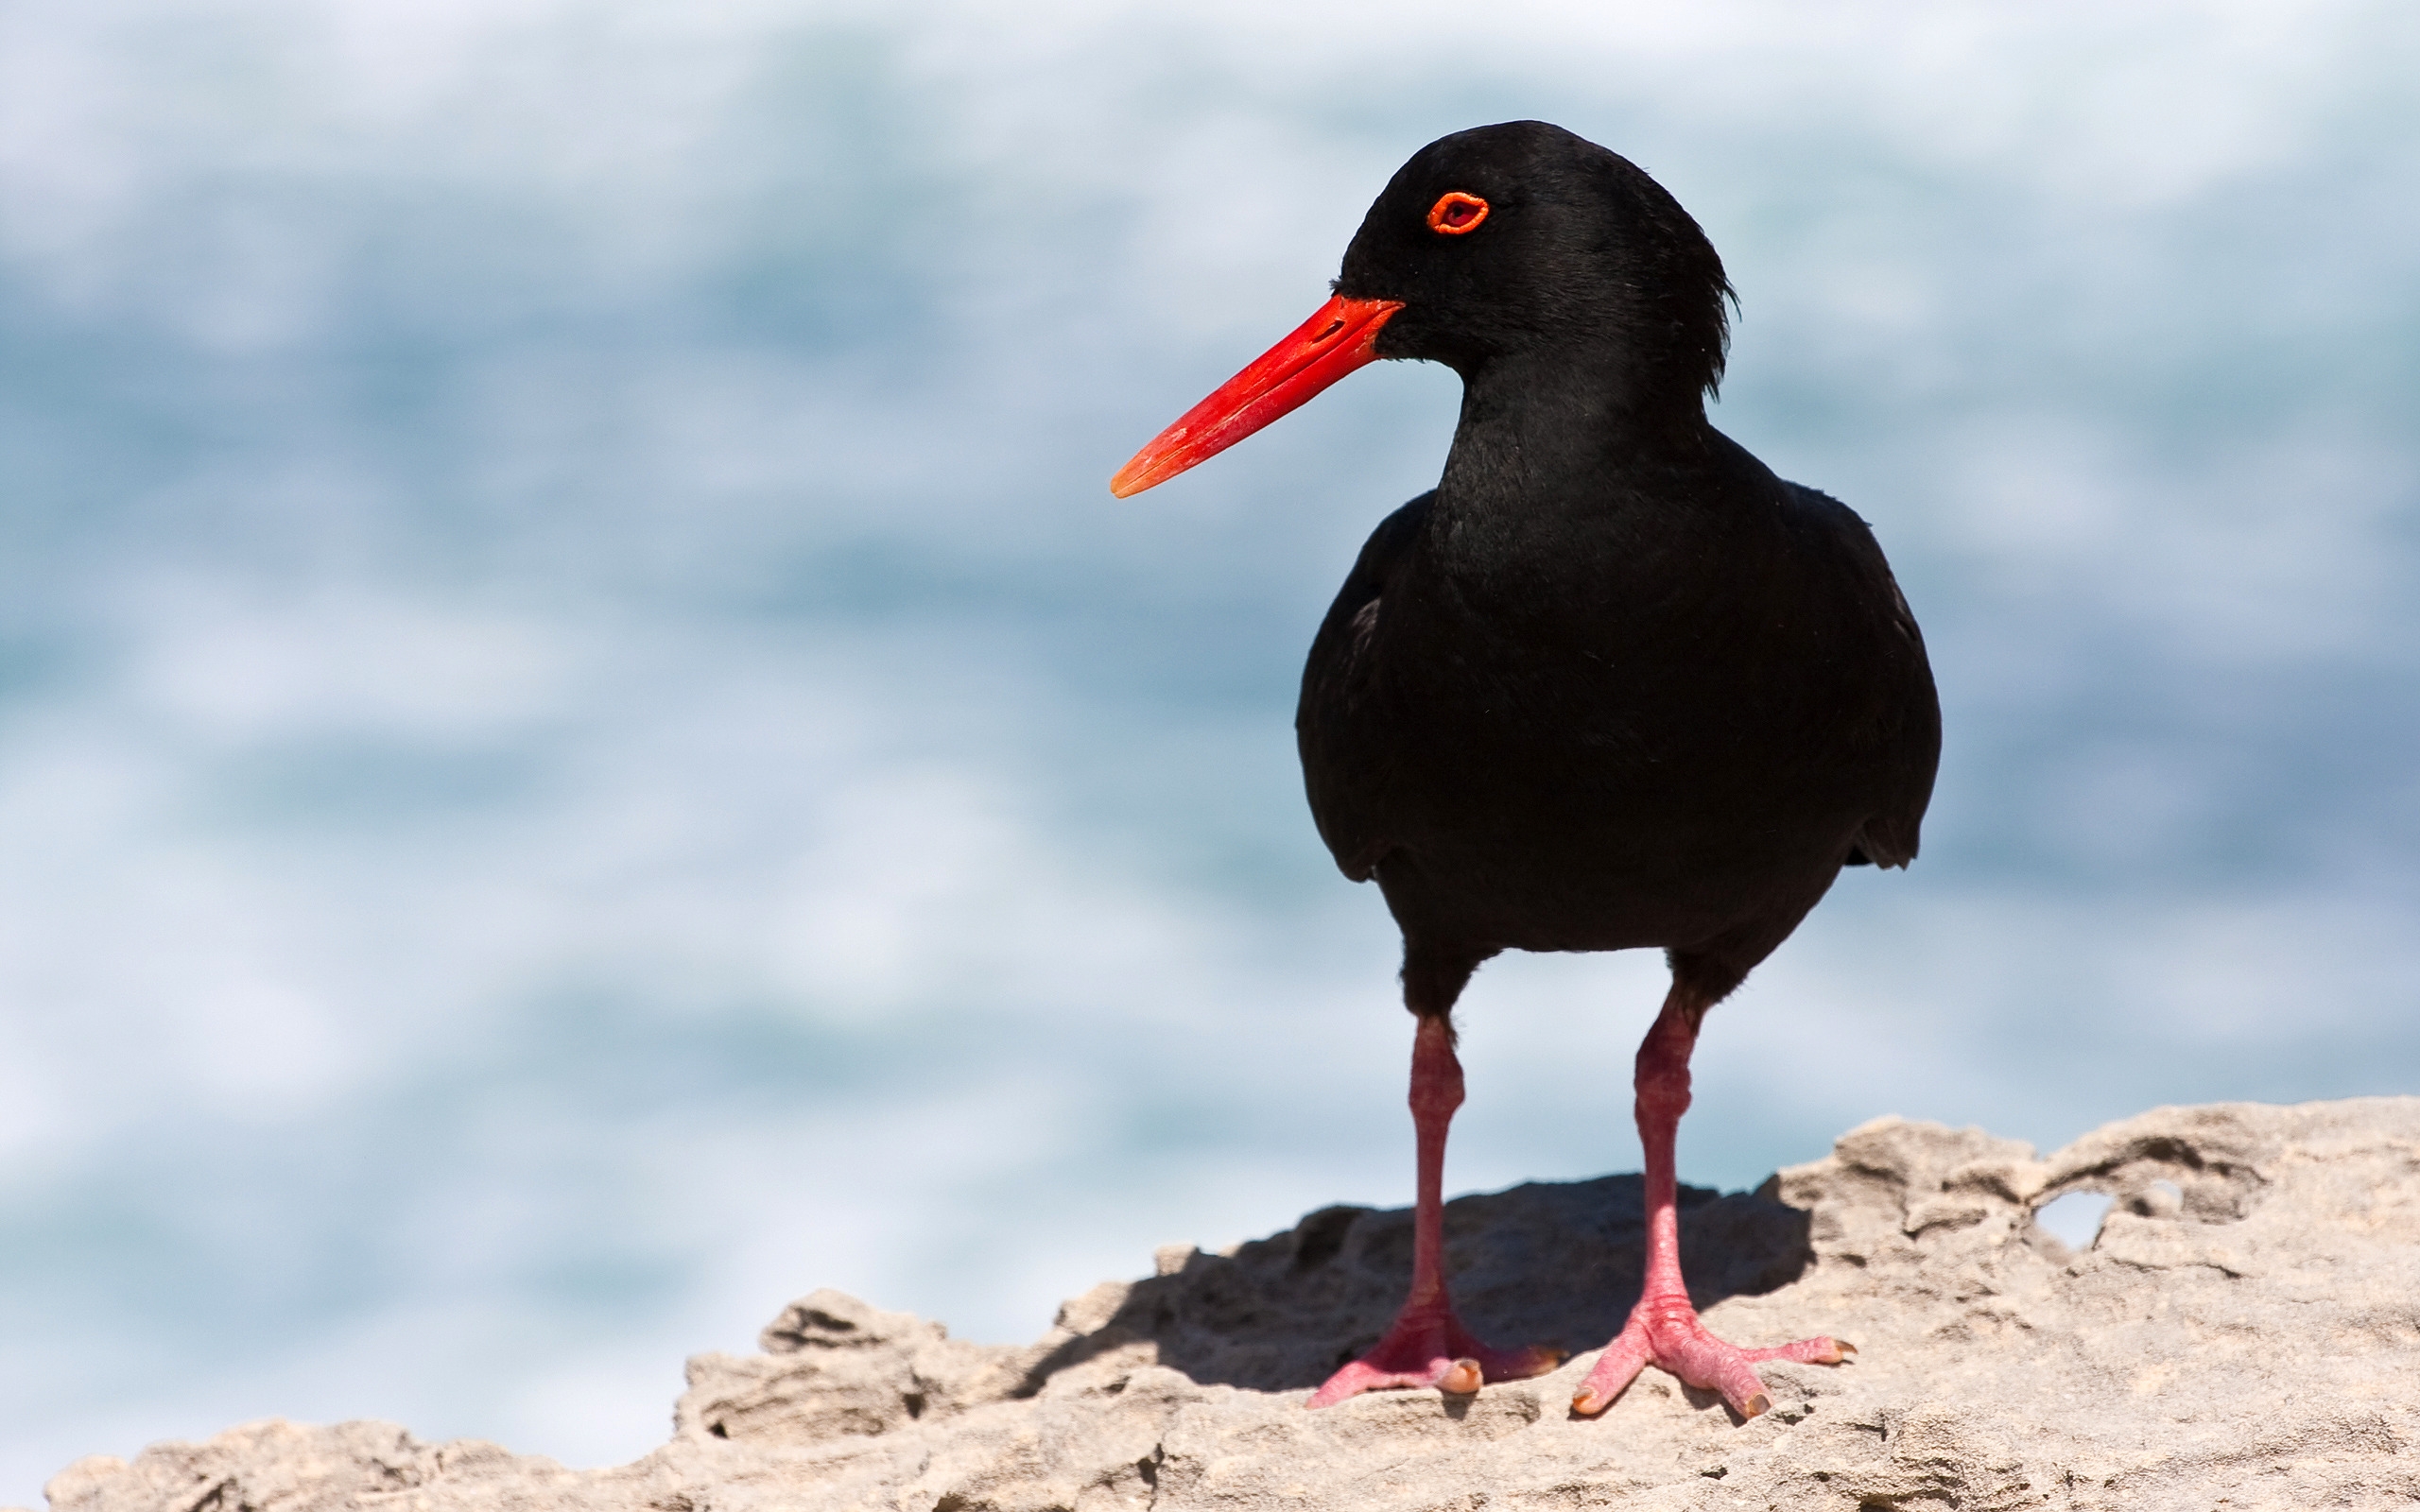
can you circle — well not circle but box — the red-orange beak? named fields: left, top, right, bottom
left=1110, top=294, right=1405, bottom=498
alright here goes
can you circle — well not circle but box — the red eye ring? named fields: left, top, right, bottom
left=1426, top=192, right=1490, bottom=235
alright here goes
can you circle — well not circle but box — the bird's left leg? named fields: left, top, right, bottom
left=1570, top=983, right=1854, bottom=1420
left=1306, top=1013, right=1564, bottom=1406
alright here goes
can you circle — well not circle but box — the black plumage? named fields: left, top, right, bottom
left=1299, top=122, right=1936, bottom=1017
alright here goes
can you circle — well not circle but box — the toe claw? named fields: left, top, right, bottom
left=1570, top=1389, right=1607, bottom=1418
left=1739, top=1392, right=1771, bottom=1419
left=1439, top=1358, right=1483, bottom=1395
left=1837, top=1340, right=1858, bottom=1359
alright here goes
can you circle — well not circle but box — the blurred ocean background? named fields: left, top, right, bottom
left=2, top=0, right=2415, bottom=1498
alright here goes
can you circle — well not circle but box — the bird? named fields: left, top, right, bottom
left=1110, top=121, right=1940, bottom=1421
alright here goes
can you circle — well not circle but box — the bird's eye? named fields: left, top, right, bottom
left=1426, top=192, right=1489, bottom=235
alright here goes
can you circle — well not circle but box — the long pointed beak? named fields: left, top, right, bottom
left=1111, top=294, right=1405, bottom=498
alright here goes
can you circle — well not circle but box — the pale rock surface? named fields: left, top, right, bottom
left=34, top=1098, right=2420, bottom=1511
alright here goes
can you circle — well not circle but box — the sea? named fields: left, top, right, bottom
left=2, top=0, right=2415, bottom=1500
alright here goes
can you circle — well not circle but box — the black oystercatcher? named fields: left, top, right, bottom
left=1111, top=122, right=1939, bottom=1420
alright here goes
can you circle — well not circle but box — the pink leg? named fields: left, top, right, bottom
left=1306, top=1016, right=1564, bottom=1407
left=1570, top=987, right=1854, bottom=1420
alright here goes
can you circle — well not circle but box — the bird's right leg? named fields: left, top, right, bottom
left=1305, top=1013, right=1564, bottom=1406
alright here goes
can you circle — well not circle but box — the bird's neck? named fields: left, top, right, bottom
left=1435, top=350, right=1711, bottom=516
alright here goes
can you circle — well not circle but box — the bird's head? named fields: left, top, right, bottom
left=1339, top=121, right=1731, bottom=393
left=1112, top=121, right=1732, bottom=498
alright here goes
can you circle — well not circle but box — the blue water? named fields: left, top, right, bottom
left=3, top=2, right=2415, bottom=1501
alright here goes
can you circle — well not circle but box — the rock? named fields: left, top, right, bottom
left=40, top=1099, right=2420, bottom=1510
left=41, top=1422, right=558, bottom=1512
left=675, top=1289, right=1036, bottom=1444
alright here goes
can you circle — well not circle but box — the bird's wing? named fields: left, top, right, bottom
left=1789, top=485, right=1942, bottom=870
left=1844, top=572, right=1939, bottom=868
left=1295, top=493, right=1432, bottom=883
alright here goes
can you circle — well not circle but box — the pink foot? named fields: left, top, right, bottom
left=1568, top=1296, right=1852, bottom=1419
left=1307, top=1298, right=1564, bottom=1407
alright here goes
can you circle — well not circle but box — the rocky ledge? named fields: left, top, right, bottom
left=38, top=1098, right=2420, bottom=1511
